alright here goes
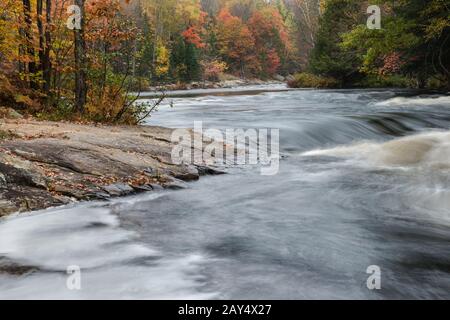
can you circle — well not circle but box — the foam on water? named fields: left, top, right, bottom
left=0, top=199, right=216, bottom=299
left=375, top=95, right=450, bottom=107
left=302, top=130, right=450, bottom=169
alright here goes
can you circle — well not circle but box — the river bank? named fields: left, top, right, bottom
left=0, top=118, right=223, bottom=217
left=147, top=78, right=289, bottom=91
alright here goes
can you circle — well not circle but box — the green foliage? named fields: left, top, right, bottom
left=341, top=19, right=420, bottom=75
left=287, top=72, right=340, bottom=88
left=310, top=0, right=450, bottom=90
left=170, top=38, right=201, bottom=82
left=135, top=13, right=156, bottom=80
left=309, top=0, right=363, bottom=83
left=354, top=75, right=413, bottom=88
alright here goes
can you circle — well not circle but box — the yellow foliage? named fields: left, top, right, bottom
left=0, top=0, right=21, bottom=67
left=155, top=41, right=170, bottom=77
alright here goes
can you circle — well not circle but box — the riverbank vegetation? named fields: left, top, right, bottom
left=289, top=0, right=450, bottom=90
left=0, top=0, right=448, bottom=124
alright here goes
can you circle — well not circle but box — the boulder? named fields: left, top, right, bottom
left=102, top=183, right=135, bottom=196
left=163, top=178, right=188, bottom=190
left=149, top=183, right=164, bottom=191
left=0, top=153, right=47, bottom=189
left=0, top=173, right=6, bottom=187
left=0, top=199, right=17, bottom=217
left=0, top=107, right=23, bottom=119
left=286, top=74, right=295, bottom=82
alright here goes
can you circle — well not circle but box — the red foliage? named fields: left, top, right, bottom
left=216, top=8, right=258, bottom=74
left=379, top=52, right=405, bottom=75
left=201, top=60, right=227, bottom=81
left=182, top=26, right=206, bottom=49
left=246, top=7, right=292, bottom=75
left=266, top=49, right=281, bottom=75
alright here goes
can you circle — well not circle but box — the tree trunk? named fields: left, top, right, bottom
left=43, top=0, right=52, bottom=93
left=22, top=0, right=37, bottom=88
left=74, top=0, right=87, bottom=113
left=37, top=0, right=45, bottom=88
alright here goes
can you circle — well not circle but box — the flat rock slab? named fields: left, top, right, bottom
left=0, top=119, right=224, bottom=215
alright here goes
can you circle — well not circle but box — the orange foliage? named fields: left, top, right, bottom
left=182, top=26, right=206, bottom=49
left=216, top=8, right=258, bottom=75
left=247, top=7, right=292, bottom=75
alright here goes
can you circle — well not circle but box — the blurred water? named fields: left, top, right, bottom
left=0, top=87, right=449, bottom=299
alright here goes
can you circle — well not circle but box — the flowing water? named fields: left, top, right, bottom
left=1, top=86, right=449, bottom=299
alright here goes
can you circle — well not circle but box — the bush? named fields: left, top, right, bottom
left=427, top=77, right=450, bottom=91
left=287, top=73, right=340, bottom=89
left=354, top=75, right=413, bottom=88
left=201, top=60, right=228, bottom=82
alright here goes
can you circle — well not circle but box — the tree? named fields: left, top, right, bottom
left=155, top=40, right=170, bottom=79
left=215, top=8, right=256, bottom=77
left=248, top=6, right=292, bottom=76
left=308, top=0, right=364, bottom=84
left=22, top=0, right=37, bottom=88
left=37, top=0, right=52, bottom=93
left=74, top=0, right=87, bottom=113
left=284, top=0, right=321, bottom=68
left=201, top=59, right=227, bottom=81
left=340, top=0, right=450, bottom=88
left=0, top=0, right=22, bottom=105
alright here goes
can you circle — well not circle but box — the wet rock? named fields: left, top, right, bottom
left=102, top=183, right=135, bottom=196
left=149, top=183, right=164, bottom=191
left=84, top=191, right=111, bottom=200
left=286, top=74, right=295, bottom=82
left=52, top=185, right=88, bottom=200
left=195, top=166, right=226, bottom=176
left=52, top=194, right=75, bottom=205
left=132, top=184, right=154, bottom=192
left=0, top=257, right=38, bottom=275
left=169, top=166, right=200, bottom=181
left=0, top=153, right=47, bottom=189
left=0, top=173, right=6, bottom=187
left=0, top=199, right=17, bottom=217
left=274, top=74, right=285, bottom=82
left=163, top=179, right=188, bottom=190
left=0, top=107, right=23, bottom=120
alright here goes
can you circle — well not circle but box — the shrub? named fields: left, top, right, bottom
left=201, top=60, right=228, bottom=82
left=354, top=75, right=413, bottom=88
left=287, top=73, right=340, bottom=89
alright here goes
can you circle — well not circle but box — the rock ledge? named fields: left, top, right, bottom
left=0, top=119, right=223, bottom=216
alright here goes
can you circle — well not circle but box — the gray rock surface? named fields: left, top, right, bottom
left=0, top=119, right=224, bottom=215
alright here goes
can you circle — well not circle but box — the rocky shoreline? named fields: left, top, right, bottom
left=0, top=118, right=224, bottom=217
left=146, top=78, right=291, bottom=92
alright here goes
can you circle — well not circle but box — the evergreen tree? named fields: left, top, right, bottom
left=170, top=36, right=201, bottom=82
left=308, top=0, right=364, bottom=84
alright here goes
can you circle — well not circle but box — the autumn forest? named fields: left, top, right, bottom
left=0, top=0, right=449, bottom=124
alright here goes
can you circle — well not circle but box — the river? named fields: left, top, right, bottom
left=0, top=85, right=449, bottom=299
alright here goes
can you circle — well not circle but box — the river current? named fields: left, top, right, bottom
left=0, top=85, right=449, bottom=299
